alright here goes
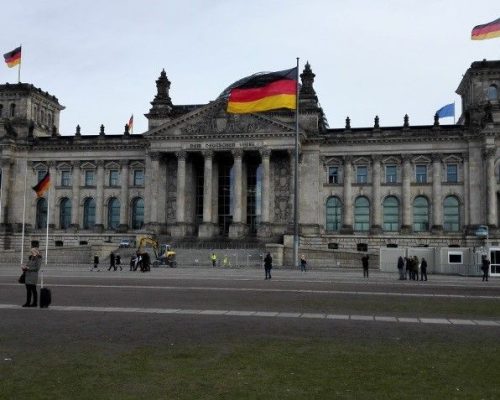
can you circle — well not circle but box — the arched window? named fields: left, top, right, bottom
left=83, top=198, right=96, bottom=229
left=354, top=196, right=370, bottom=231
left=107, top=197, right=120, bottom=229
left=487, top=84, right=498, bottom=101
left=36, top=198, right=47, bottom=229
left=383, top=196, right=400, bottom=231
left=443, top=196, right=460, bottom=232
left=131, top=198, right=144, bottom=229
left=10, top=103, right=15, bottom=117
left=326, top=196, right=342, bottom=232
left=413, top=196, right=429, bottom=232
left=59, top=198, right=71, bottom=229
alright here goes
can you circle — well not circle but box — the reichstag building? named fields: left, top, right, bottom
left=0, top=60, right=499, bottom=261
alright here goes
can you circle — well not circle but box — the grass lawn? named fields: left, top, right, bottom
left=1, top=338, right=499, bottom=400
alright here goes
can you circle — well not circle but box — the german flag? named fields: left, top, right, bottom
left=32, top=171, right=51, bottom=198
left=471, top=18, right=500, bottom=40
left=226, top=67, right=297, bottom=114
left=3, top=46, right=21, bottom=68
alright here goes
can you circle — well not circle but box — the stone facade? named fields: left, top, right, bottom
left=0, top=60, right=500, bottom=255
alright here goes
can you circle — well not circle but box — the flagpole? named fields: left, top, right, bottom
left=20, top=160, right=28, bottom=265
left=453, top=101, right=456, bottom=124
left=293, top=57, right=300, bottom=269
left=18, top=44, right=21, bottom=83
left=0, top=168, right=3, bottom=230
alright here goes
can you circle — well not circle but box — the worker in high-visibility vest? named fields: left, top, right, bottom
left=210, top=252, right=217, bottom=267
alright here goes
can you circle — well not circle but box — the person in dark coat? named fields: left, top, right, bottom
left=397, top=256, right=405, bottom=280
left=116, top=254, right=122, bottom=271
left=91, top=254, right=100, bottom=271
left=300, top=255, right=307, bottom=272
left=264, top=252, right=273, bottom=280
left=362, top=255, right=369, bottom=278
left=481, top=255, right=490, bottom=282
left=108, top=252, right=116, bottom=271
left=21, top=248, right=42, bottom=307
left=420, top=257, right=428, bottom=281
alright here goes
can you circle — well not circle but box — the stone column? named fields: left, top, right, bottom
left=401, top=155, right=412, bottom=232
left=485, top=148, right=497, bottom=227
left=199, top=150, right=217, bottom=238
left=257, top=148, right=272, bottom=238
left=148, top=152, right=161, bottom=231
left=340, top=156, right=353, bottom=233
left=0, top=160, right=12, bottom=229
left=431, top=154, right=443, bottom=232
left=371, top=155, right=382, bottom=233
left=176, top=151, right=186, bottom=224
left=48, top=162, right=56, bottom=229
left=463, top=153, right=469, bottom=227
left=118, top=160, right=129, bottom=232
left=288, top=150, right=295, bottom=227
left=229, top=149, right=248, bottom=238
left=70, top=161, right=80, bottom=229
left=94, top=160, right=104, bottom=232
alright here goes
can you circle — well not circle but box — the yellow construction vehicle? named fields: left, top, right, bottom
left=136, top=235, right=177, bottom=268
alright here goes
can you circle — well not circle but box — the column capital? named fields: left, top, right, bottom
left=149, top=151, right=162, bottom=161
left=47, top=161, right=57, bottom=168
left=202, top=150, right=213, bottom=159
left=1, top=159, right=12, bottom=168
left=72, top=160, right=81, bottom=169
left=175, top=150, right=187, bottom=161
left=261, top=148, right=272, bottom=158
left=431, top=153, right=442, bottom=163
left=371, top=154, right=382, bottom=163
left=96, top=160, right=105, bottom=167
left=461, top=152, right=469, bottom=162
left=484, top=147, right=496, bottom=159
left=343, top=155, right=353, bottom=165
left=401, top=154, right=412, bottom=163
left=120, top=159, right=129, bottom=167
left=232, top=149, right=243, bottom=159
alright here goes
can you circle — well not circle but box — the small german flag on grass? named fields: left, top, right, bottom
left=3, top=46, right=21, bottom=68
left=471, top=18, right=500, bottom=40
left=226, top=67, right=297, bottom=114
left=33, top=172, right=51, bottom=198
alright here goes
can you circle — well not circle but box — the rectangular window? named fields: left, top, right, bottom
left=447, top=164, right=458, bottom=183
left=109, top=170, right=119, bottom=186
left=385, top=165, right=397, bottom=183
left=84, top=170, right=95, bottom=186
left=133, top=170, right=144, bottom=186
left=328, top=166, right=339, bottom=184
left=415, top=165, right=427, bottom=183
left=61, top=170, right=71, bottom=187
left=356, top=166, right=368, bottom=184
left=37, top=170, right=47, bottom=182
left=448, top=251, right=463, bottom=264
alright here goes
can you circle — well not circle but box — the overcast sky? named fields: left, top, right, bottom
left=1, top=0, right=498, bottom=135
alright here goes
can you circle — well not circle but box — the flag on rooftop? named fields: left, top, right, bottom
left=3, top=46, right=21, bottom=68
left=128, top=114, right=134, bottom=133
left=32, top=172, right=51, bottom=198
left=471, top=18, right=500, bottom=40
left=436, top=103, right=455, bottom=119
left=226, top=67, right=297, bottom=114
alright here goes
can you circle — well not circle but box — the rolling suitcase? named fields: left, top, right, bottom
left=39, top=271, right=52, bottom=308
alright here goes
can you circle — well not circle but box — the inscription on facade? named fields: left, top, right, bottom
left=188, top=142, right=257, bottom=150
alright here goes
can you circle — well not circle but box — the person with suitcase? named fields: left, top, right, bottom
left=21, top=248, right=42, bottom=307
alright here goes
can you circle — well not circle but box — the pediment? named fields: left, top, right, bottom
left=32, top=162, right=48, bottom=171
left=382, top=156, right=401, bottom=165
left=57, top=162, right=72, bottom=170
left=413, top=155, right=431, bottom=164
left=353, top=156, right=370, bottom=165
left=146, top=100, right=297, bottom=138
left=80, top=161, right=96, bottom=169
left=442, top=154, right=462, bottom=163
left=105, top=161, right=120, bottom=170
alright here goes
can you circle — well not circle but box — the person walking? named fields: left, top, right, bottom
left=420, top=257, right=428, bottom=281
left=397, top=256, right=405, bottom=280
left=300, top=255, right=307, bottom=272
left=91, top=254, right=100, bottom=271
left=116, top=254, right=122, bottom=271
left=108, top=252, right=116, bottom=271
left=481, top=255, right=490, bottom=282
left=210, top=252, right=217, bottom=268
left=404, top=257, right=410, bottom=280
left=362, top=255, right=369, bottom=278
left=264, top=252, right=273, bottom=280
left=21, top=248, right=42, bottom=307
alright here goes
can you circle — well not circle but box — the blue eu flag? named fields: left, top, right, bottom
left=436, top=103, right=455, bottom=118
